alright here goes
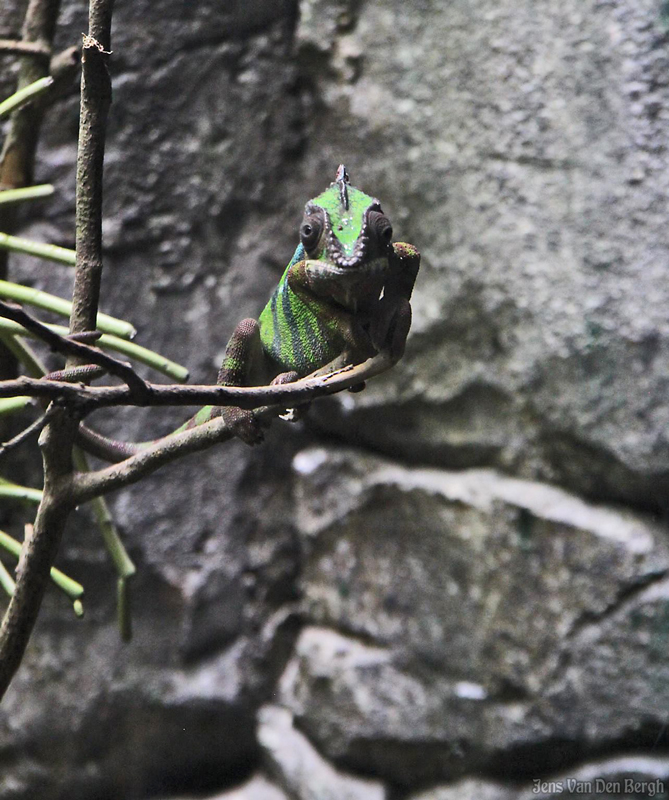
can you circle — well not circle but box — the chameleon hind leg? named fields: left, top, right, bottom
left=214, top=319, right=303, bottom=441
left=207, top=317, right=267, bottom=445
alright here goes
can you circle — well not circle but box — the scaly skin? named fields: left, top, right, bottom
left=78, top=165, right=420, bottom=458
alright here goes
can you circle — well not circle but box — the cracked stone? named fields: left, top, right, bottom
left=258, top=705, right=386, bottom=800
left=407, top=755, right=669, bottom=800
left=281, top=447, right=669, bottom=785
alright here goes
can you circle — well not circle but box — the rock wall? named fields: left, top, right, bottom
left=1, top=0, right=668, bottom=798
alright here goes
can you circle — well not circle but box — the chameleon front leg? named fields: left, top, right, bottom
left=371, top=242, right=421, bottom=360
left=285, top=263, right=378, bottom=373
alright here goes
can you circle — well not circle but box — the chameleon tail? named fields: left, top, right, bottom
left=76, top=424, right=146, bottom=463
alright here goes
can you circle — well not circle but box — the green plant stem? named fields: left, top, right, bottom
left=0, top=396, right=31, bottom=416
left=0, top=530, right=83, bottom=601
left=1, top=332, right=129, bottom=626
left=0, top=319, right=189, bottom=381
left=74, top=447, right=135, bottom=640
left=0, top=479, right=42, bottom=504
left=0, top=560, right=16, bottom=597
left=0, top=332, right=46, bottom=377
left=0, top=185, right=54, bottom=205
left=0, top=279, right=136, bottom=339
left=0, top=76, right=53, bottom=120
left=0, top=231, right=76, bottom=266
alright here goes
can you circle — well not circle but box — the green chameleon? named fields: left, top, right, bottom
left=81, top=165, right=420, bottom=458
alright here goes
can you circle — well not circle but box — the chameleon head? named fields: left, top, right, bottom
left=299, top=165, right=393, bottom=290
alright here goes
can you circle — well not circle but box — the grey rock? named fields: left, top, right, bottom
left=408, top=777, right=512, bottom=800
left=408, top=755, right=669, bottom=800
left=280, top=447, right=669, bottom=785
left=294, top=0, right=669, bottom=510
left=258, top=704, right=386, bottom=800
left=158, top=775, right=290, bottom=800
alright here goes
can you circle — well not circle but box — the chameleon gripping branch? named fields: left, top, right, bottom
left=0, top=165, right=420, bottom=700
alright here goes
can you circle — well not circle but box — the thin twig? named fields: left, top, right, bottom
left=0, top=318, right=189, bottom=381
left=0, top=529, right=83, bottom=602
left=0, top=76, right=53, bottom=121
left=0, top=39, right=51, bottom=57
left=73, top=413, right=241, bottom=503
left=0, top=396, right=31, bottom=416
left=72, top=447, right=134, bottom=639
left=0, top=560, right=15, bottom=598
left=0, top=404, right=57, bottom=457
left=0, top=300, right=150, bottom=396
left=0, top=479, right=43, bottom=504
left=50, top=46, right=80, bottom=92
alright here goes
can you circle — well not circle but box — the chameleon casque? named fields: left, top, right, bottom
left=80, top=166, right=420, bottom=458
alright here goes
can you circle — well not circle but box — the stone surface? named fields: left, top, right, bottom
left=279, top=447, right=669, bottom=785
left=408, top=756, right=669, bottom=800
left=296, top=0, right=669, bottom=511
left=159, top=775, right=290, bottom=800
left=258, top=705, right=386, bottom=800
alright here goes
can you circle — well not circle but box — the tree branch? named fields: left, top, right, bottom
left=0, top=0, right=60, bottom=191
left=0, top=424, right=76, bottom=697
left=0, top=352, right=395, bottom=412
left=0, top=39, right=51, bottom=57
left=0, top=0, right=113, bottom=702
left=0, top=404, right=57, bottom=456
left=69, top=353, right=394, bottom=499
left=70, top=3, right=113, bottom=338
left=0, top=300, right=150, bottom=395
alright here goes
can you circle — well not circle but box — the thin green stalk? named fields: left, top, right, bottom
left=0, top=319, right=189, bottom=381
left=0, top=331, right=47, bottom=376
left=0, top=530, right=84, bottom=603
left=0, top=231, right=76, bottom=266
left=0, top=279, right=136, bottom=339
left=0, top=339, right=131, bottom=630
left=0, top=396, right=31, bottom=416
left=0, top=76, right=53, bottom=119
left=92, top=330, right=189, bottom=382
left=0, top=185, right=54, bottom=205
left=0, top=479, right=42, bottom=504
left=0, top=560, right=15, bottom=597
left=73, top=447, right=135, bottom=640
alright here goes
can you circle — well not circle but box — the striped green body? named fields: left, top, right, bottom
left=258, top=243, right=346, bottom=376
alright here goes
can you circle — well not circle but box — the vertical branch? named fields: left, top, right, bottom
left=0, top=0, right=116, bottom=701
left=70, top=0, right=114, bottom=337
left=0, top=0, right=62, bottom=379
left=0, top=471, right=74, bottom=697
left=0, top=0, right=60, bottom=192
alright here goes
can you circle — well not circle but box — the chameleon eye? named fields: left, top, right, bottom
left=300, top=215, right=323, bottom=255
left=368, top=210, right=393, bottom=246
